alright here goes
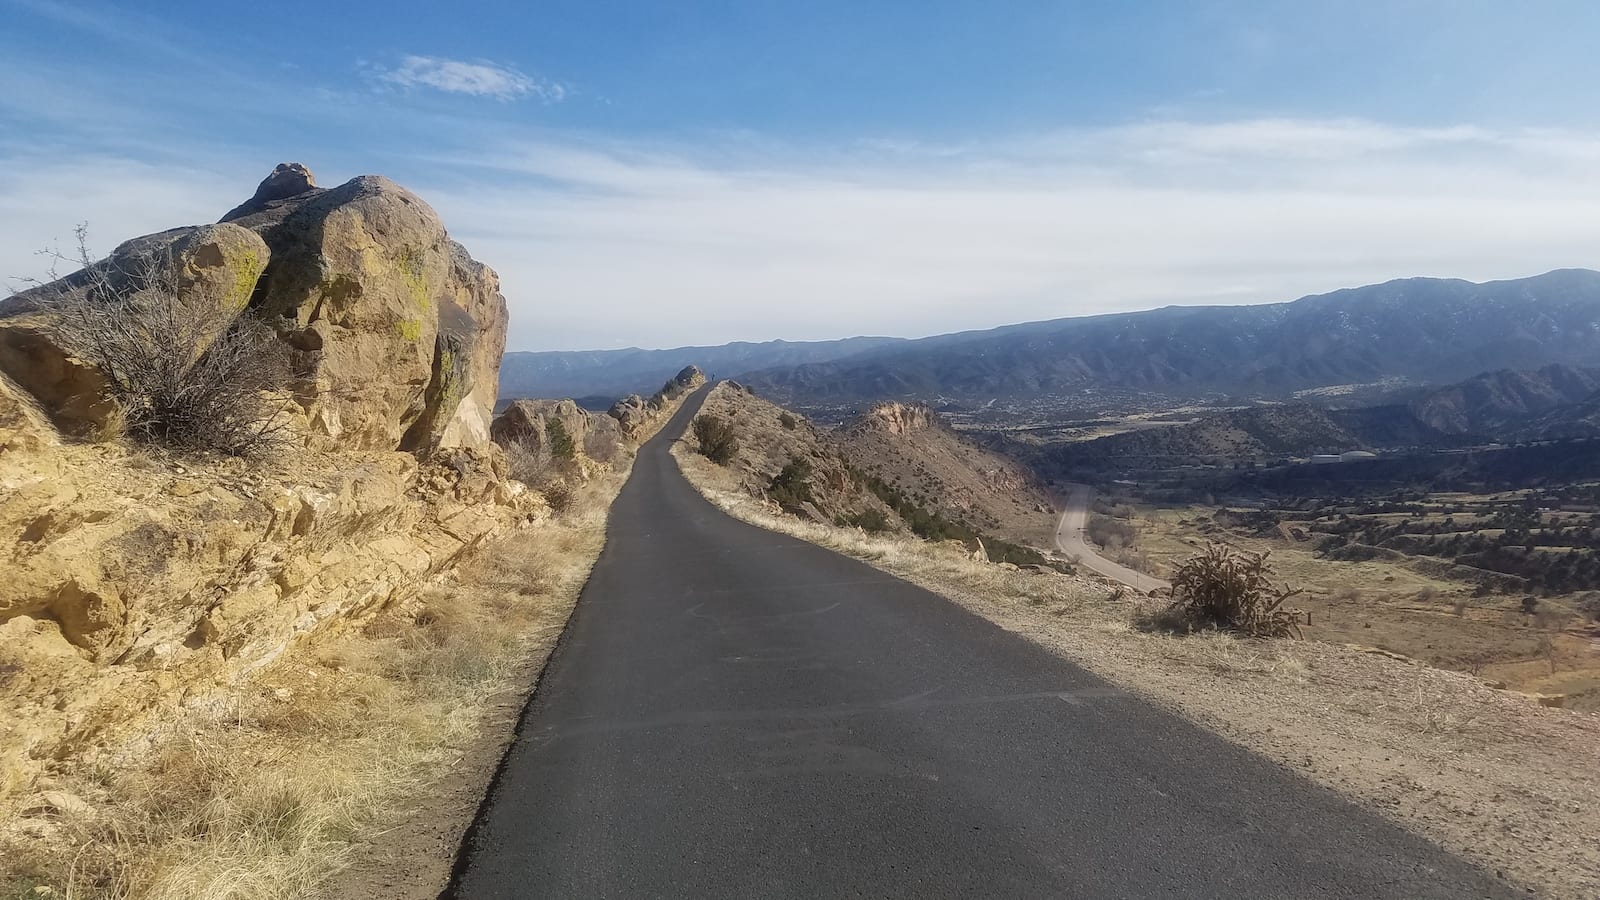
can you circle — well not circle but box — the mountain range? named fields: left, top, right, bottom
left=1039, top=364, right=1600, bottom=473
left=742, top=269, right=1600, bottom=404
left=499, top=336, right=904, bottom=400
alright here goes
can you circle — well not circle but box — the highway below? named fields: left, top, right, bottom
left=1054, top=483, right=1170, bottom=594
left=448, top=385, right=1510, bottom=899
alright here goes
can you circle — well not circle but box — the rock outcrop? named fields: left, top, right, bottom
left=853, top=401, right=937, bottom=436
left=606, top=365, right=707, bottom=440
left=223, top=171, right=507, bottom=452
left=492, top=399, right=621, bottom=460
left=0, top=165, right=524, bottom=809
left=1, top=163, right=508, bottom=454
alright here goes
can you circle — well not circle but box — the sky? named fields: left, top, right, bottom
left=3, top=1, right=1600, bottom=351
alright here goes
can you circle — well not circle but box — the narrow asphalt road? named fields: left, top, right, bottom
left=1054, top=483, right=1171, bottom=594
left=449, top=385, right=1510, bottom=899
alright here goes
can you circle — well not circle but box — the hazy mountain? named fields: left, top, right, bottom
left=498, top=336, right=904, bottom=400
left=741, top=269, right=1600, bottom=404
left=1408, top=364, right=1600, bottom=434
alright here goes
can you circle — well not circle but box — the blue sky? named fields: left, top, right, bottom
left=3, top=0, right=1600, bottom=350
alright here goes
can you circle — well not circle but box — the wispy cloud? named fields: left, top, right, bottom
left=376, top=55, right=564, bottom=102
left=5, top=119, right=1599, bottom=351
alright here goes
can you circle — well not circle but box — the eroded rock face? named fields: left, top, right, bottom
left=856, top=401, right=936, bottom=436
left=0, top=373, right=56, bottom=454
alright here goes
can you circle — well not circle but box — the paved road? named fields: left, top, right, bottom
left=449, top=385, right=1510, bottom=899
left=1054, top=484, right=1170, bottom=594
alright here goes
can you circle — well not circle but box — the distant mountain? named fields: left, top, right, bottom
left=1407, top=364, right=1600, bottom=434
left=741, top=269, right=1600, bottom=404
left=498, top=336, right=904, bottom=400
left=1038, top=365, right=1600, bottom=476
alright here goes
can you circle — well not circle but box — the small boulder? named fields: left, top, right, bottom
left=220, top=162, right=319, bottom=222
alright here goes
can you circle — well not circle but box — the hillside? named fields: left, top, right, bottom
left=1408, top=364, right=1600, bottom=436
left=499, top=336, right=902, bottom=401
left=739, top=270, right=1600, bottom=404
left=684, top=383, right=1063, bottom=567
left=837, top=402, right=1057, bottom=547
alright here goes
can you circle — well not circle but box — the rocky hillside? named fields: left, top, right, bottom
left=1408, top=364, right=1600, bottom=436
left=686, top=384, right=1064, bottom=567
left=741, top=269, right=1600, bottom=404
left=0, top=164, right=531, bottom=810
left=837, top=402, right=1056, bottom=547
left=688, top=382, right=895, bottom=526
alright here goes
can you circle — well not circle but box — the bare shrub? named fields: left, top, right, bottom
left=25, top=228, right=290, bottom=456
left=1150, top=542, right=1303, bottom=638
left=503, top=436, right=552, bottom=486
left=692, top=413, right=739, bottom=465
left=583, top=429, right=619, bottom=465
left=777, top=411, right=799, bottom=430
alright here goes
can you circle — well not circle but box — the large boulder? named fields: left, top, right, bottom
left=223, top=170, right=508, bottom=452
left=493, top=398, right=621, bottom=460
left=0, top=223, right=270, bottom=436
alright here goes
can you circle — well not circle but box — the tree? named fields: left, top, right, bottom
left=546, top=418, right=576, bottom=461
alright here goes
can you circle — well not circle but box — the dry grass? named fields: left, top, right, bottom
left=673, top=438, right=1600, bottom=899
left=0, top=471, right=624, bottom=900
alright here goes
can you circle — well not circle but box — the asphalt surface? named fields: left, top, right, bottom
left=449, top=385, right=1512, bottom=899
left=1054, top=483, right=1171, bottom=594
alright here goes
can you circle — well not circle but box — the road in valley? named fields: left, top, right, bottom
left=448, top=385, right=1510, bottom=899
left=1054, top=483, right=1171, bottom=594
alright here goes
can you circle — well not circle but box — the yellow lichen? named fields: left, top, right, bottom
left=396, top=246, right=432, bottom=311
left=396, top=318, right=423, bottom=342
left=226, top=249, right=263, bottom=310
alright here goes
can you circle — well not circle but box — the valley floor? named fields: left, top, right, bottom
left=674, top=442, right=1600, bottom=898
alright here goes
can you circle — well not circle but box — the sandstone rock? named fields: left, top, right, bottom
left=401, top=242, right=509, bottom=452
left=492, top=398, right=621, bottom=461
left=0, top=372, right=57, bottom=454
left=608, top=394, right=653, bottom=439
left=856, top=401, right=936, bottom=436
left=220, top=162, right=319, bottom=222
left=0, top=224, right=269, bottom=436
left=224, top=171, right=506, bottom=453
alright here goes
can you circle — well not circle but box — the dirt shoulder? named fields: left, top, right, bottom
left=673, top=438, right=1600, bottom=899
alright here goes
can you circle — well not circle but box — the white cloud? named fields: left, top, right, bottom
left=377, top=55, right=563, bottom=102
left=5, top=119, right=1599, bottom=351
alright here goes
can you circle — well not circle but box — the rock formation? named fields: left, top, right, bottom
left=0, top=165, right=523, bottom=809
left=853, top=401, right=937, bottom=436
left=1, top=163, right=508, bottom=454
left=493, top=398, right=621, bottom=460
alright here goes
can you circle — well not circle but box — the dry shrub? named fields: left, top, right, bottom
left=27, top=227, right=291, bottom=457
left=1149, top=542, right=1303, bottom=638
left=541, top=481, right=575, bottom=516
left=583, top=429, right=619, bottom=465
left=692, top=414, right=739, bottom=465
